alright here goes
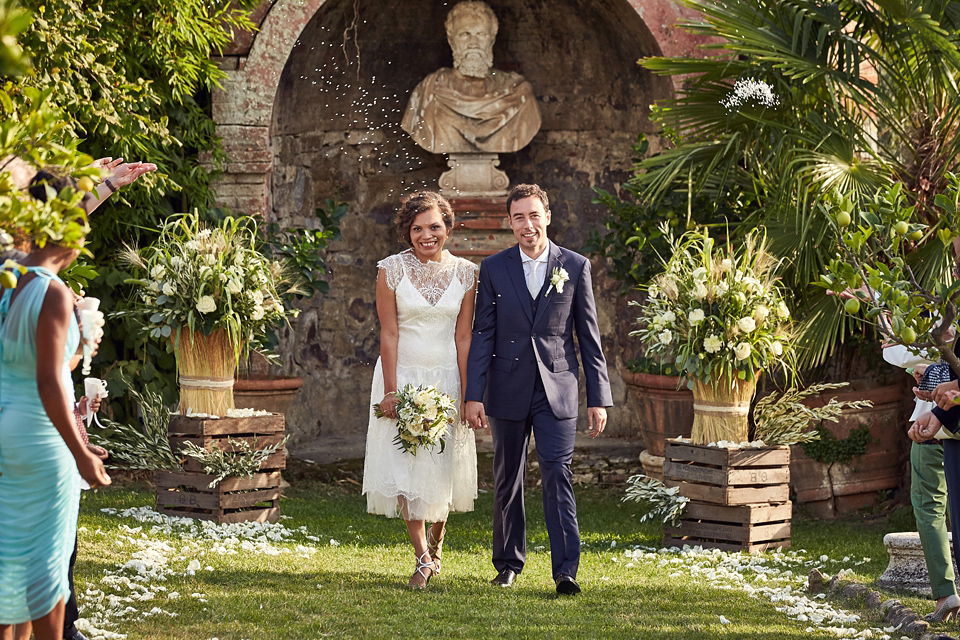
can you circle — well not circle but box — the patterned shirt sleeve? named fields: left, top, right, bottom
left=376, top=254, right=404, bottom=291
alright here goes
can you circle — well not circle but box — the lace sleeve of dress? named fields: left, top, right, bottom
left=457, top=258, right=479, bottom=290
left=377, top=254, right=404, bottom=291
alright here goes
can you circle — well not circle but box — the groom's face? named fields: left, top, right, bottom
left=509, top=196, right=551, bottom=258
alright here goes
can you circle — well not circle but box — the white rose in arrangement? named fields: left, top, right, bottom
left=648, top=284, right=660, bottom=299
left=162, top=282, right=176, bottom=297
left=196, top=295, right=217, bottom=314
left=250, top=290, right=264, bottom=305
left=658, top=329, right=673, bottom=345
left=226, top=278, right=243, bottom=295
left=777, top=301, right=790, bottom=319
left=753, top=305, right=770, bottom=322
left=770, top=341, right=783, bottom=356
left=703, top=335, right=723, bottom=353
left=148, top=280, right=160, bottom=293
left=688, top=309, right=705, bottom=326
left=737, top=316, right=757, bottom=333
left=719, top=258, right=733, bottom=272
left=692, top=282, right=708, bottom=300
left=251, top=306, right=265, bottom=321
left=150, top=264, right=166, bottom=279
left=662, top=310, right=676, bottom=324
left=715, top=281, right=729, bottom=295
left=734, top=342, right=751, bottom=360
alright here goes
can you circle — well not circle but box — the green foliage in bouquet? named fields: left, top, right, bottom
left=88, top=384, right=179, bottom=471
left=622, top=474, right=690, bottom=527
left=180, top=435, right=289, bottom=489
left=753, top=382, right=872, bottom=447
left=632, top=227, right=794, bottom=386
left=374, top=383, right=456, bottom=456
left=821, top=177, right=960, bottom=373
left=119, top=212, right=303, bottom=359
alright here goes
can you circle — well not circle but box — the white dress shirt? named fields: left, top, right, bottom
left=521, top=249, right=548, bottom=298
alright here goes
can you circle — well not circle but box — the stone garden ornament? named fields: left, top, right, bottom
left=401, top=1, right=541, bottom=197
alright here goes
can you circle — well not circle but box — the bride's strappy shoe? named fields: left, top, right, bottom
left=407, top=551, right=438, bottom=589
left=427, top=527, right=445, bottom=573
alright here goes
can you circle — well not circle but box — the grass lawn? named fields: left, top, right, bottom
left=71, top=458, right=939, bottom=640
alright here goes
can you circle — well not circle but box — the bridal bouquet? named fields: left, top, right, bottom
left=632, top=227, right=793, bottom=385
left=374, top=383, right=456, bottom=456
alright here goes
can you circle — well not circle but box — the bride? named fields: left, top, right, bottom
left=362, top=191, right=478, bottom=589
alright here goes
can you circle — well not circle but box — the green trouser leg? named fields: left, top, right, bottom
left=911, top=441, right=957, bottom=599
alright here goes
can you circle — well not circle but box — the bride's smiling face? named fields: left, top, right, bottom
left=409, top=207, right=449, bottom=262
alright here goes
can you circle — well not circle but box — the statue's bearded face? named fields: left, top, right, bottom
left=449, top=12, right=495, bottom=78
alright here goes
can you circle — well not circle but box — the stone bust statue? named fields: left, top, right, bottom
left=401, top=1, right=541, bottom=155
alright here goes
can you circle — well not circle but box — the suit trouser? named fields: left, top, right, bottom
left=911, top=441, right=956, bottom=599
left=489, top=374, right=579, bottom=580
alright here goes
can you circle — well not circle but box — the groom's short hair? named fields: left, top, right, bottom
left=506, top=183, right=549, bottom=214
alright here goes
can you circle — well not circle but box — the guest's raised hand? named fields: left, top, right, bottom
left=910, top=411, right=942, bottom=442
left=587, top=406, right=607, bottom=438
left=913, top=364, right=928, bottom=385
left=105, top=160, right=158, bottom=188
left=931, top=380, right=960, bottom=410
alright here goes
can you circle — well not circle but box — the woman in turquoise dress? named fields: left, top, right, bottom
left=0, top=240, right=111, bottom=640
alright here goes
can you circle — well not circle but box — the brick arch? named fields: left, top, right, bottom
left=210, top=0, right=706, bottom=216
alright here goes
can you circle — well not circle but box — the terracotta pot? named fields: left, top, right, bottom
left=621, top=369, right=694, bottom=457
left=789, top=382, right=909, bottom=519
left=233, top=376, right=304, bottom=416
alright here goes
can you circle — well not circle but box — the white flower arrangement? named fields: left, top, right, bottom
left=632, top=227, right=793, bottom=385
left=120, top=213, right=300, bottom=357
left=374, top=383, right=456, bottom=456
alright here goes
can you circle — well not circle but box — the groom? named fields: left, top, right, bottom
left=465, top=183, right=613, bottom=595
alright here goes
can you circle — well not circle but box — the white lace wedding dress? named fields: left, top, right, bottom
left=362, top=249, right=479, bottom=522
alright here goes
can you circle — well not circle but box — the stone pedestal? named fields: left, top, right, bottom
left=878, top=531, right=960, bottom=596
left=439, top=153, right=509, bottom=198
left=447, top=197, right=514, bottom=260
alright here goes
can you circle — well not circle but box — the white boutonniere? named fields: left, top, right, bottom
left=546, top=267, right=570, bottom=296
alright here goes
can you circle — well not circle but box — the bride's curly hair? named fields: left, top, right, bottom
left=394, top=191, right=455, bottom=246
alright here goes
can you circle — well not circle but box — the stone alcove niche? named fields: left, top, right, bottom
left=213, top=0, right=699, bottom=442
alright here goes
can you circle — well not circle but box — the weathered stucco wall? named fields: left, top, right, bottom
left=213, top=0, right=706, bottom=443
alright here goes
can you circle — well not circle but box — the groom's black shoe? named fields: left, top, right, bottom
left=490, top=568, right=517, bottom=587
left=555, top=574, right=581, bottom=595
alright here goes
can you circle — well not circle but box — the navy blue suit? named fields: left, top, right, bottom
left=466, top=241, right=613, bottom=580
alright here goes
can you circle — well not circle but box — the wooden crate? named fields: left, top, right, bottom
left=156, top=414, right=286, bottom=523
left=663, top=500, right=792, bottom=553
left=663, top=440, right=790, bottom=505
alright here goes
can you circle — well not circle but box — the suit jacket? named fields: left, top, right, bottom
left=465, top=241, right=613, bottom=421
